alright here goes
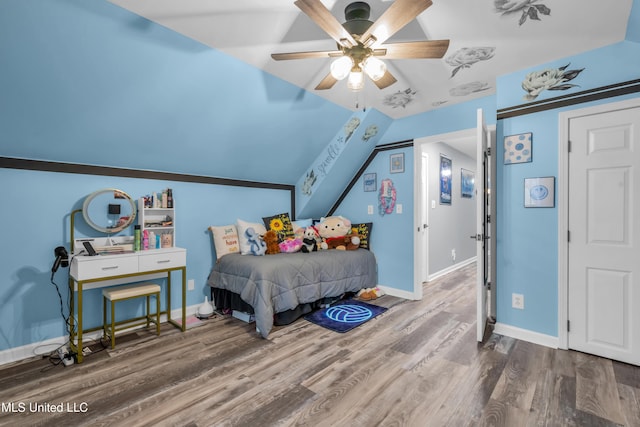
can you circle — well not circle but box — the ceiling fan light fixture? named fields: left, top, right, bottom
left=330, top=56, right=353, bottom=80
left=347, top=67, right=364, bottom=92
left=363, top=56, right=386, bottom=81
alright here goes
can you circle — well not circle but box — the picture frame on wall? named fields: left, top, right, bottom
left=390, top=153, right=405, bottom=173
left=524, top=176, right=555, bottom=208
left=363, top=173, right=377, bottom=192
left=439, top=155, right=452, bottom=205
left=461, top=168, right=474, bottom=198
left=504, top=132, right=533, bottom=165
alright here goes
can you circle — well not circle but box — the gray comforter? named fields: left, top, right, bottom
left=207, top=249, right=377, bottom=338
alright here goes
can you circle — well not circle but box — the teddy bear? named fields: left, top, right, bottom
left=301, top=226, right=320, bottom=253
left=245, top=227, right=266, bottom=256
left=263, top=230, right=280, bottom=255
left=317, top=216, right=360, bottom=251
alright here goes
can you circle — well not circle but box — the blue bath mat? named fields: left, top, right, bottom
left=304, top=299, right=387, bottom=333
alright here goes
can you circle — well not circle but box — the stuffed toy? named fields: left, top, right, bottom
left=263, top=230, right=280, bottom=255
left=317, top=216, right=361, bottom=251
left=301, top=226, right=320, bottom=253
left=245, top=227, right=266, bottom=256
left=357, top=287, right=385, bottom=301
left=279, top=238, right=303, bottom=253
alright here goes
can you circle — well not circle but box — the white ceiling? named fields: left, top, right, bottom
left=109, top=0, right=632, bottom=119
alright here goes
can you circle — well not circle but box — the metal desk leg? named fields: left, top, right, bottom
left=76, top=281, right=84, bottom=364
left=69, top=278, right=75, bottom=348
left=181, top=267, right=186, bottom=332
left=167, top=271, right=172, bottom=325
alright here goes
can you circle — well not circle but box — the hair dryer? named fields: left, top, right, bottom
left=52, top=246, right=69, bottom=273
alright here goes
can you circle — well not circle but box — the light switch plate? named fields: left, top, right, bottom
left=367, top=205, right=374, bottom=215
left=396, top=204, right=402, bottom=214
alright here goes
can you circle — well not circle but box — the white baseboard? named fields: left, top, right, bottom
left=427, top=256, right=476, bottom=282
left=493, top=322, right=559, bottom=349
left=0, top=304, right=199, bottom=367
left=377, top=285, right=418, bottom=300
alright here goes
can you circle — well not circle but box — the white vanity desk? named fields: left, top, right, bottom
left=69, top=237, right=186, bottom=363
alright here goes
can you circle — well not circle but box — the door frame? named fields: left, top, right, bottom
left=557, top=96, right=640, bottom=350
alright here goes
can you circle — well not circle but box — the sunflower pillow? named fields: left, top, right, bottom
left=262, top=213, right=295, bottom=243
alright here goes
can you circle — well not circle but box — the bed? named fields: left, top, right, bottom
left=207, top=249, right=377, bottom=338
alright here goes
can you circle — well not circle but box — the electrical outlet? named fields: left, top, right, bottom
left=188, top=279, right=195, bottom=291
left=512, top=293, right=525, bottom=309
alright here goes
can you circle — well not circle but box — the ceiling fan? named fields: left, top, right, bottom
left=271, top=0, right=450, bottom=92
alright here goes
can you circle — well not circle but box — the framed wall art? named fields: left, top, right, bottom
left=390, top=153, right=405, bottom=173
left=461, top=168, right=475, bottom=198
left=439, top=155, right=452, bottom=205
left=363, top=173, right=377, bottom=192
left=524, top=176, right=555, bottom=208
left=504, top=132, right=532, bottom=165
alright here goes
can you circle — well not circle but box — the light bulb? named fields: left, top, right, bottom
left=347, top=69, right=364, bottom=92
left=330, top=56, right=353, bottom=80
left=363, top=57, right=387, bottom=81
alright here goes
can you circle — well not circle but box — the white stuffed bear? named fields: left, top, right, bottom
left=317, top=216, right=360, bottom=250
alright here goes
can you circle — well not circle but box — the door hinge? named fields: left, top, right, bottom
left=567, top=320, right=570, bottom=332
left=568, top=140, right=572, bottom=153
left=567, top=230, right=571, bottom=242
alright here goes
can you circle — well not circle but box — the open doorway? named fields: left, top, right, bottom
left=413, top=124, right=496, bottom=325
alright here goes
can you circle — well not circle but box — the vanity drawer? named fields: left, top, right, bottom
left=138, top=250, right=186, bottom=272
left=72, top=255, right=138, bottom=281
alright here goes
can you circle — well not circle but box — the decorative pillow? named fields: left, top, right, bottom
left=351, top=222, right=373, bottom=250
left=262, top=213, right=294, bottom=243
left=209, top=225, right=240, bottom=259
left=236, top=219, right=267, bottom=255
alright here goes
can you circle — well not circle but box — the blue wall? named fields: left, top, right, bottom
left=334, top=145, right=415, bottom=293
left=0, top=168, right=291, bottom=352
left=495, top=40, right=640, bottom=337
left=0, top=0, right=352, bottom=185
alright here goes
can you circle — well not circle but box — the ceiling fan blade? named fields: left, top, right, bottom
left=315, top=72, right=339, bottom=90
left=372, top=70, right=397, bottom=89
left=294, top=0, right=357, bottom=48
left=271, top=50, right=343, bottom=60
left=381, top=40, right=450, bottom=59
left=361, top=0, right=432, bottom=46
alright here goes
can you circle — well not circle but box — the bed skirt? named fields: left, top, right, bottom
left=210, top=288, right=353, bottom=326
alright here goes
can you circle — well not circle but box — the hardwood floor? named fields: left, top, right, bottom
left=1, top=263, right=639, bottom=426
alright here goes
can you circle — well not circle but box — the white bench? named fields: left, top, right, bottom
left=102, top=283, right=161, bottom=349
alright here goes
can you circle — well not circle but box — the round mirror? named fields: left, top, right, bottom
left=82, top=188, right=137, bottom=234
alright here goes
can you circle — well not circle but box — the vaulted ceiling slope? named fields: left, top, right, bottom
left=0, top=0, right=354, bottom=185
left=1, top=0, right=637, bottom=190
left=109, top=0, right=634, bottom=119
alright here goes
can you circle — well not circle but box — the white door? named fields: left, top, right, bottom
left=476, top=109, right=489, bottom=342
left=419, top=152, right=429, bottom=283
left=413, top=148, right=428, bottom=299
left=568, top=104, right=640, bottom=365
